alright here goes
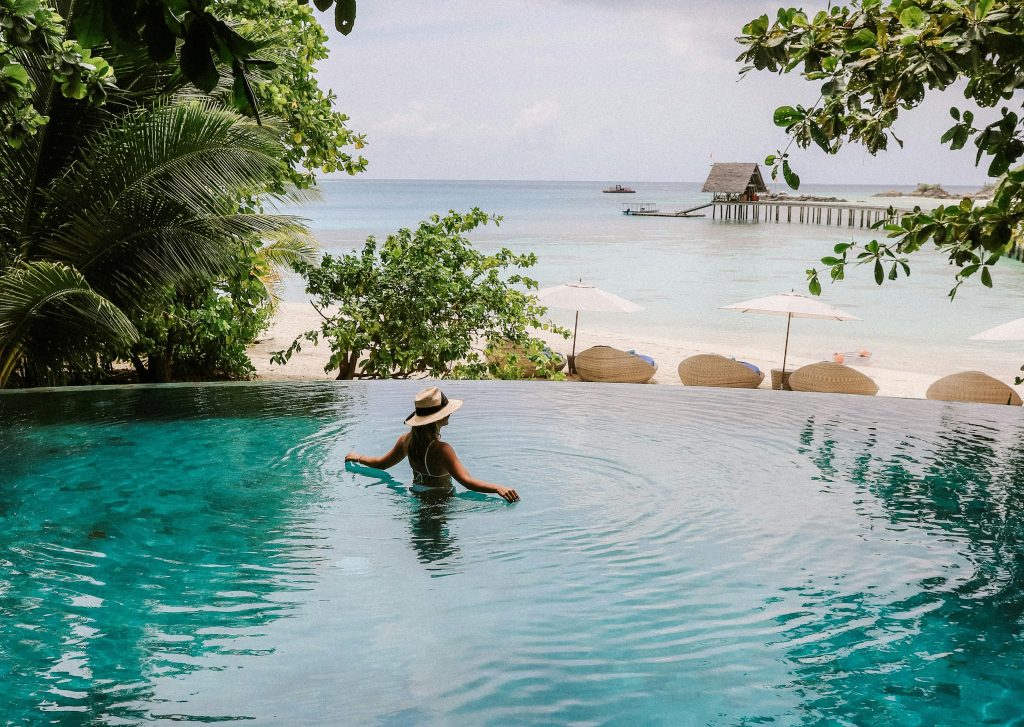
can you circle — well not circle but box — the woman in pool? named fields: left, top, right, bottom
left=345, top=387, right=520, bottom=503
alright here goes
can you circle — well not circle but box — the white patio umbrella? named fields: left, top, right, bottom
left=970, top=317, right=1024, bottom=341
left=536, top=281, right=643, bottom=368
left=721, top=292, right=859, bottom=374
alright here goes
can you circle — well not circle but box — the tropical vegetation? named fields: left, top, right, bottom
left=271, top=210, right=569, bottom=380
left=1, top=0, right=358, bottom=152
left=737, top=0, right=1024, bottom=299
left=0, top=0, right=364, bottom=387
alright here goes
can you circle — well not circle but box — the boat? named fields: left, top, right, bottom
left=622, top=202, right=659, bottom=215
left=602, top=184, right=635, bottom=193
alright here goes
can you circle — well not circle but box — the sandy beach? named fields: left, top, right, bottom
left=248, top=300, right=1019, bottom=400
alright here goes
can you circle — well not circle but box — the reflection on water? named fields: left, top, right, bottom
left=345, top=462, right=466, bottom=573
left=0, top=385, right=346, bottom=722
left=793, top=406, right=1024, bottom=723
left=409, top=495, right=461, bottom=571
left=3, top=382, right=1024, bottom=725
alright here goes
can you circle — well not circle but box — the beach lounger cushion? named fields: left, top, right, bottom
left=925, top=371, right=1022, bottom=406
left=626, top=349, right=656, bottom=366
left=677, top=354, right=764, bottom=389
left=575, top=346, right=657, bottom=384
left=788, top=361, right=879, bottom=396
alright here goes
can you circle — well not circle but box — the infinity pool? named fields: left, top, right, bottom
left=2, top=382, right=1023, bottom=725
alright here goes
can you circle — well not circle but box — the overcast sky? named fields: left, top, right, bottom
left=316, top=1, right=990, bottom=186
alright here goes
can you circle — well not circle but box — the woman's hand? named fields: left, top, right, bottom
left=495, top=486, right=520, bottom=503
left=345, top=451, right=360, bottom=464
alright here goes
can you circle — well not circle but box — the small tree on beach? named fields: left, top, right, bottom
left=272, top=209, right=569, bottom=380
left=737, top=0, right=1024, bottom=299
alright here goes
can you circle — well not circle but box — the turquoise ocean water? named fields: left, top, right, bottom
left=3, top=382, right=1024, bottom=724
left=279, top=179, right=1024, bottom=374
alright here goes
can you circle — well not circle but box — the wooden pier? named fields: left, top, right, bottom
left=710, top=200, right=903, bottom=228
left=624, top=200, right=902, bottom=227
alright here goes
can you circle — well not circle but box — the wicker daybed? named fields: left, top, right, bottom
left=925, top=371, right=1022, bottom=406
left=787, top=361, right=879, bottom=396
left=575, top=346, right=657, bottom=384
left=485, top=341, right=565, bottom=379
left=677, top=354, right=764, bottom=389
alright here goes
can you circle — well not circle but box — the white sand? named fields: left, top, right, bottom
left=249, top=300, right=1016, bottom=400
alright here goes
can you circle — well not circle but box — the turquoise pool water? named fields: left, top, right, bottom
left=2, top=382, right=1024, bottom=725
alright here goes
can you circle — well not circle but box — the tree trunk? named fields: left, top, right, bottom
left=335, top=350, right=359, bottom=380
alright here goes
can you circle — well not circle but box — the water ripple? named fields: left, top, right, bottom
left=3, top=381, right=1024, bottom=724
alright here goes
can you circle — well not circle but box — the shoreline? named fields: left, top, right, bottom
left=248, top=301, right=1021, bottom=400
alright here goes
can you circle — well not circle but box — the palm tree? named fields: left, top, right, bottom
left=0, top=97, right=311, bottom=387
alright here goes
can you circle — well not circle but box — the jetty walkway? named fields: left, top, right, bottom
left=624, top=200, right=904, bottom=228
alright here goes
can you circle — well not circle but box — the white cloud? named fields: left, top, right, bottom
left=373, top=102, right=455, bottom=139
left=510, top=101, right=561, bottom=135
left=318, top=0, right=990, bottom=184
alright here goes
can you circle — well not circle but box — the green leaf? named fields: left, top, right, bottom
left=782, top=160, right=800, bottom=190
left=899, top=6, right=927, bottom=29
left=180, top=21, right=220, bottom=92
left=313, top=0, right=334, bottom=9
left=232, top=72, right=255, bottom=117
left=773, top=106, right=803, bottom=127
left=335, top=0, right=357, bottom=35
left=73, top=0, right=108, bottom=48
left=142, top=4, right=176, bottom=62
left=0, top=63, right=29, bottom=85
left=843, top=28, right=877, bottom=53
left=981, top=266, right=993, bottom=287
left=873, top=259, right=884, bottom=285
left=742, top=14, right=770, bottom=35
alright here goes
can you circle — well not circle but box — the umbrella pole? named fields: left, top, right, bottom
left=570, top=310, right=580, bottom=374
left=781, top=312, right=792, bottom=374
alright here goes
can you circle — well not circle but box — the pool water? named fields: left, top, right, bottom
left=2, top=382, right=1024, bottom=725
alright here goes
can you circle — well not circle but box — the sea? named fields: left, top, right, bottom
left=277, top=179, right=1024, bottom=376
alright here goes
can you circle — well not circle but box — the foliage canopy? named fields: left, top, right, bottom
left=0, top=97, right=312, bottom=387
left=1, top=0, right=365, bottom=184
left=737, top=0, right=1024, bottom=298
left=272, top=210, right=568, bottom=380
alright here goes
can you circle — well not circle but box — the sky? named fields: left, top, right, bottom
left=316, top=1, right=991, bottom=186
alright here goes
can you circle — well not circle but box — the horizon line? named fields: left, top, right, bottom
left=316, top=176, right=991, bottom=188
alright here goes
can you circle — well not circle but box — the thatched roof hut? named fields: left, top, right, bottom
left=702, top=163, right=768, bottom=201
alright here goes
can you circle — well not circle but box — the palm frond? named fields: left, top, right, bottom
left=252, top=233, right=320, bottom=305
left=42, top=211, right=311, bottom=306
left=0, top=261, right=138, bottom=387
left=43, top=100, right=287, bottom=238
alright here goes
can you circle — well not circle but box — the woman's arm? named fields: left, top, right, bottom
left=436, top=442, right=519, bottom=503
left=346, top=435, right=407, bottom=470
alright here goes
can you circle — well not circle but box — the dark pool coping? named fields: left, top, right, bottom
left=3, top=378, right=1022, bottom=422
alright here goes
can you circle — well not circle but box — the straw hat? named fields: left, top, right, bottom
left=404, top=386, right=463, bottom=426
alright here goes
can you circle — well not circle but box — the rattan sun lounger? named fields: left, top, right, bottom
left=677, top=354, right=763, bottom=389
left=787, top=361, right=878, bottom=396
left=925, top=371, right=1022, bottom=405
left=575, top=346, right=657, bottom=384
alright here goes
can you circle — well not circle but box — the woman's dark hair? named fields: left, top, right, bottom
left=408, top=421, right=441, bottom=466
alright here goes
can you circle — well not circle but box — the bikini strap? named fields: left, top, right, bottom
left=423, top=439, right=442, bottom=477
